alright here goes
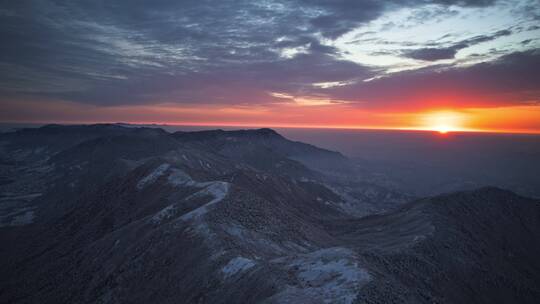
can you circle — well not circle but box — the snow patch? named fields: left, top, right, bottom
left=151, top=204, right=177, bottom=224
left=151, top=169, right=229, bottom=224
left=137, top=164, right=170, bottom=189
left=181, top=182, right=230, bottom=220
left=10, top=210, right=35, bottom=226
left=166, top=168, right=196, bottom=187
left=222, top=257, right=256, bottom=278
left=166, top=168, right=215, bottom=189
left=223, top=224, right=287, bottom=254
left=270, top=247, right=371, bottom=304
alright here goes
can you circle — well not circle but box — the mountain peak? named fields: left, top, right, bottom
left=172, top=128, right=284, bottom=141
left=253, top=128, right=280, bottom=136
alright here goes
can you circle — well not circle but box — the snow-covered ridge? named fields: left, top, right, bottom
left=180, top=181, right=229, bottom=221
left=270, top=247, right=371, bottom=304
left=137, top=164, right=171, bottom=190
left=221, top=257, right=256, bottom=278
left=149, top=165, right=230, bottom=224
left=166, top=168, right=196, bottom=187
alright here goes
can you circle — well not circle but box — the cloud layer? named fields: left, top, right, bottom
left=0, top=0, right=539, bottom=116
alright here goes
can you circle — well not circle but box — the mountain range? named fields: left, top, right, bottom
left=0, top=124, right=539, bottom=303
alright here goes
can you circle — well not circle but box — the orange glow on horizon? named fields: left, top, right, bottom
left=420, top=111, right=466, bottom=134
left=2, top=99, right=540, bottom=135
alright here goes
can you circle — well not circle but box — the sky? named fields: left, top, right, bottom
left=1, top=0, right=539, bottom=133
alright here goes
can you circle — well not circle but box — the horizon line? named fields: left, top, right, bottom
left=2, top=120, right=540, bottom=135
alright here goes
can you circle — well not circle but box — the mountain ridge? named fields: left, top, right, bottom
left=0, top=124, right=538, bottom=303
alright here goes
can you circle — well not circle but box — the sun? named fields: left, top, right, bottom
left=422, top=111, right=465, bottom=134
left=435, top=126, right=450, bottom=134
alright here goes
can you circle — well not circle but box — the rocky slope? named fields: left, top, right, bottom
left=0, top=124, right=539, bottom=303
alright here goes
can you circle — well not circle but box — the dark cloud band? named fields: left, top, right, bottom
left=0, top=0, right=537, bottom=110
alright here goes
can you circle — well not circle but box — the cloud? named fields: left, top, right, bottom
left=301, top=0, right=496, bottom=38
left=1, top=0, right=535, bottom=113
left=404, top=47, right=460, bottom=61
left=403, top=29, right=513, bottom=61
left=321, top=49, right=540, bottom=109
